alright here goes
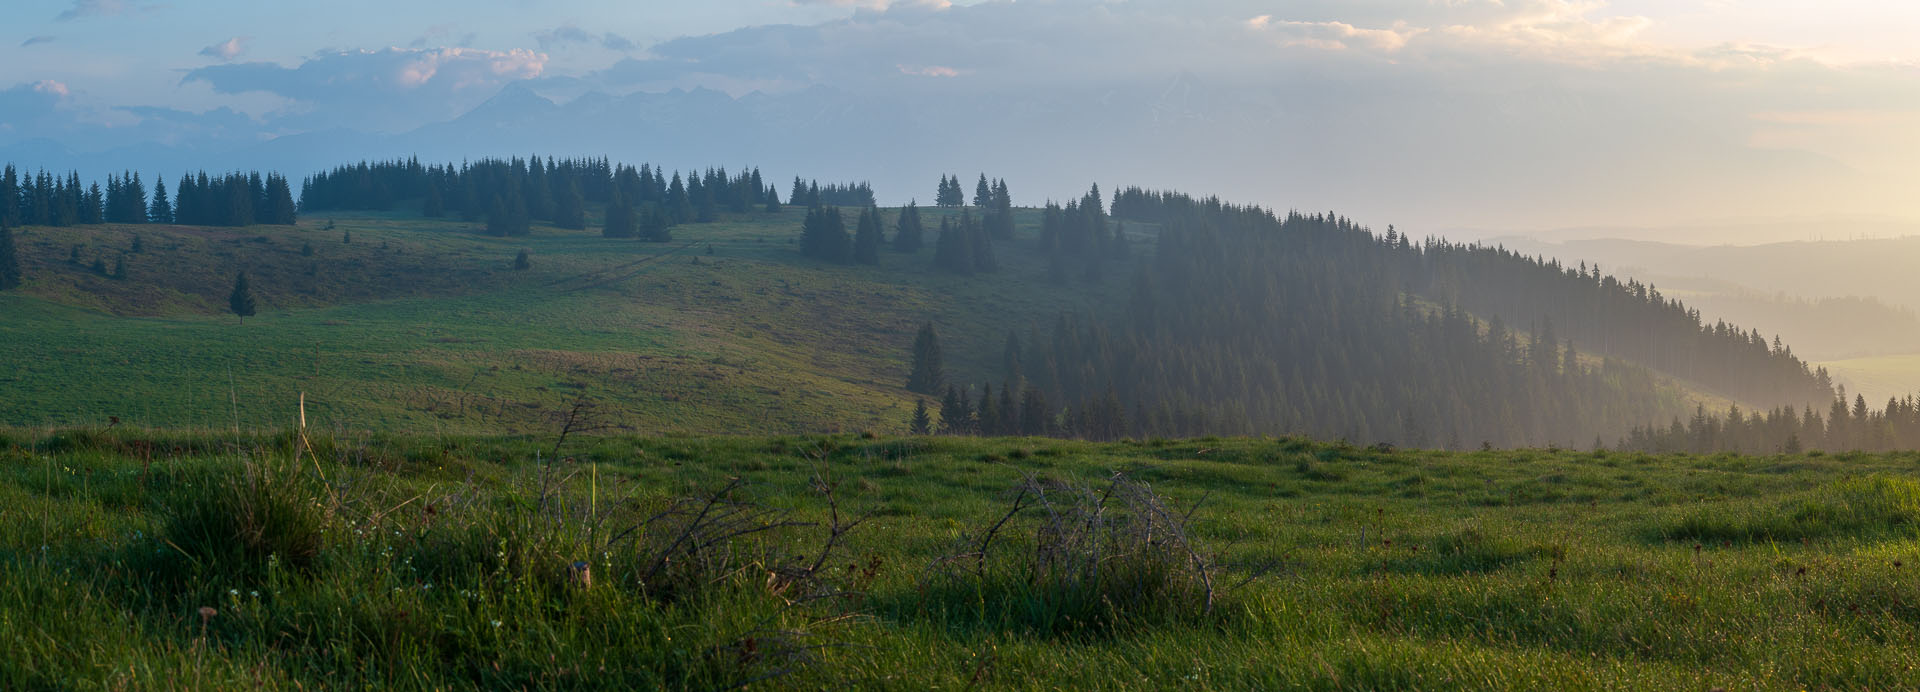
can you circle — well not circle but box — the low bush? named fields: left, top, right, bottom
left=918, top=472, right=1237, bottom=636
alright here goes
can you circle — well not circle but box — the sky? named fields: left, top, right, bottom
left=4, top=0, right=1920, bottom=233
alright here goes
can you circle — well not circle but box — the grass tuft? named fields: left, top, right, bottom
left=159, top=456, right=333, bottom=575
left=1665, top=475, right=1920, bottom=543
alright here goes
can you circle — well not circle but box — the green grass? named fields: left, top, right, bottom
left=0, top=207, right=1129, bottom=434
left=7, top=430, right=1920, bottom=689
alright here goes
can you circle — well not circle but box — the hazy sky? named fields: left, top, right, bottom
left=5, top=0, right=1920, bottom=231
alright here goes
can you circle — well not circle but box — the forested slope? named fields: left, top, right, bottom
left=0, top=158, right=1843, bottom=447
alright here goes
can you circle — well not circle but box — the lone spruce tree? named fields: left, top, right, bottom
left=909, top=399, right=932, bottom=435
left=228, top=271, right=257, bottom=324
left=906, top=322, right=945, bottom=395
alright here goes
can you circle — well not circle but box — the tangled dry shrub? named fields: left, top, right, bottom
left=923, top=472, right=1233, bottom=635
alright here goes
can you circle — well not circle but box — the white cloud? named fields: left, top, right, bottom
left=199, top=37, right=250, bottom=61
left=790, top=0, right=952, bottom=9
left=183, top=47, right=549, bottom=133
left=898, top=64, right=961, bottom=77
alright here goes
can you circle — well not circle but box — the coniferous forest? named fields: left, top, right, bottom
left=0, top=165, right=296, bottom=228
left=927, top=188, right=1837, bottom=449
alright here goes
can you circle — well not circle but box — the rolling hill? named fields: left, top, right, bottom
left=0, top=157, right=1847, bottom=447
left=0, top=203, right=1130, bottom=435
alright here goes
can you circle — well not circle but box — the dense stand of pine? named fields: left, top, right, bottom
left=0, top=165, right=295, bottom=228
left=925, top=188, right=1836, bottom=448
left=1620, top=391, right=1920, bottom=454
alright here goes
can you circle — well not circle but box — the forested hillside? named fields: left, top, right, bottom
left=947, top=189, right=1828, bottom=448
left=0, top=158, right=1847, bottom=448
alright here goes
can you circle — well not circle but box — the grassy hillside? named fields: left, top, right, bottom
left=0, top=208, right=1129, bottom=434
left=7, top=429, right=1920, bottom=689
left=3, top=206, right=1745, bottom=442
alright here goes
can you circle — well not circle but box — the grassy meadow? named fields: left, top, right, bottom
left=5, top=429, right=1920, bottom=689
left=6, top=208, right=1915, bottom=689
left=0, top=207, right=1121, bottom=435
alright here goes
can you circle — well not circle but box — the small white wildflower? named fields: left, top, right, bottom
left=491, top=620, right=502, bottom=628
left=229, top=589, right=240, bottom=597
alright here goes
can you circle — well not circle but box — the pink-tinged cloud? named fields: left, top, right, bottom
left=32, top=80, right=71, bottom=98
left=199, top=37, right=250, bottom=61
left=898, top=64, right=961, bottom=77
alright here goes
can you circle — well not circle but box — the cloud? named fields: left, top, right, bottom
left=199, top=36, right=249, bottom=61
left=790, top=0, right=951, bottom=9
left=32, top=80, right=71, bottom=98
left=601, top=33, right=636, bottom=52
left=20, top=36, right=56, bottom=48
left=410, top=24, right=476, bottom=49
left=543, top=0, right=1920, bottom=229
left=183, top=47, right=548, bottom=133
left=1253, top=20, right=1420, bottom=54
left=54, top=0, right=158, bottom=21
left=0, top=81, right=76, bottom=141
left=533, top=25, right=638, bottom=53
left=12, top=0, right=1920, bottom=230
left=897, top=64, right=960, bottom=77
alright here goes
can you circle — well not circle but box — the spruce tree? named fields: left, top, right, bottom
left=907, top=322, right=945, bottom=395
left=695, top=187, right=718, bottom=223
left=798, top=206, right=851, bottom=263
left=932, top=216, right=973, bottom=274
left=791, top=177, right=810, bottom=209
left=112, top=255, right=126, bottom=280
left=228, top=271, right=257, bottom=324
left=973, top=174, right=991, bottom=207
left=853, top=207, right=882, bottom=265
left=764, top=185, right=782, bottom=213
left=977, top=383, right=998, bottom=436
left=666, top=174, right=692, bottom=225
left=892, top=201, right=924, bottom=253
left=641, top=206, right=673, bottom=242
left=422, top=184, right=445, bottom=218
left=909, top=399, right=932, bottom=435
left=264, top=174, right=297, bottom=225
left=0, top=224, right=19, bottom=291
left=964, top=211, right=996, bottom=272
left=0, top=166, right=18, bottom=229
left=1019, top=386, right=1050, bottom=437
left=940, top=385, right=972, bottom=435
left=486, top=200, right=513, bottom=237
left=555, top=180, right=587, bottom=230
left=603, top=189, right=637, bottom=238
left=513, top=248, right=531, bottom=271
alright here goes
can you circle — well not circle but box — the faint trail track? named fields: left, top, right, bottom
left=542, top=239, right=700, bottom=293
